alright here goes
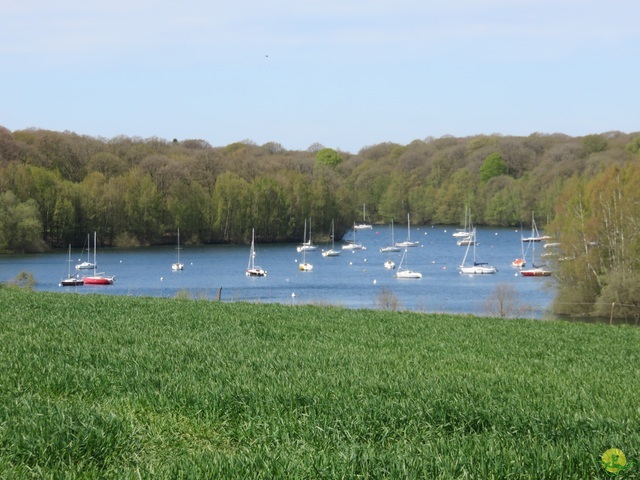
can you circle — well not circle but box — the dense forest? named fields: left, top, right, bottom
left=1, top=126, right=639, bottom=318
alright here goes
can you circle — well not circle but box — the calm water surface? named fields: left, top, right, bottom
left=0, top=226, right=557, bottom=318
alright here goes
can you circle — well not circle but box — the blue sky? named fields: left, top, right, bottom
left=2, top=0, right=638, bottom=153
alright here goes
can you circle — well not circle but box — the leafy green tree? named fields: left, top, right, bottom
left=0, top=191, right=46, bottom=253
left=167, top=180, right=208, bottom=243
left=87, top=152, right=128, bottom=178
left=581, top=134, right=608, bottom=155
left=315, top=148, right=343, bottom=167
left=248, top=177, right=289, bottom=240
left=552, top=164, right=640, bottom=318
left=549, top=176, right=601, bottom=316
left=625, top=136, right=640, bottom=155
left=479, top=153, right=509, bottom=183
left=121, top=168, right=164, bottom=244
left=79, top=172, right=109, bottom=235
left=482, top=177, right=521, bottom=226
left=52, top=196, right=75, bottom=246
left=378, top=172, right=408, bottom=221
left=212, top=172, right=250, bottom=242
left=435, top=168, right=476, bottom=224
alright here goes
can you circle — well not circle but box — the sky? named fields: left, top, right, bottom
left=1, top=0, right=639, bottom=153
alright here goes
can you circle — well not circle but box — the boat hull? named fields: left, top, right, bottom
left=512, top=258, right=526, bottom=268
left=75, top=262, right=96, bottom=270
left=246, top=268, right=267, bottom=277
left=395, top=241, right=419, bottom=248
left=456, top=238, right=476, bottom=246
left=322, top=249, right=341, bottom=257
left=342, top=243, right=365, bottom=251
left=172, top=262, right=184, bottom=271
left=296, top=244, right=318, bottom=253
left=395, top=270, right=422, bottom=279
left=520, top=268, right=551, bottom=277
left=83, top=275, right=115, bottom=285
left=459, top=266, right=497, bottom=274
left=60, top=278, right=84, bottom=287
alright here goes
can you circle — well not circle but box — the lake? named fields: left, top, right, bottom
left=0, top=225, right=557, bottom=318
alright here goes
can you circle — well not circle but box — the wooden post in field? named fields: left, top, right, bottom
left=610, top=302, right=615, bottom=325
left=217, top=287, right=222, bottom=301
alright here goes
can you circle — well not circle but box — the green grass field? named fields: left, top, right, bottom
left=0, top=288, right=637, bottom=478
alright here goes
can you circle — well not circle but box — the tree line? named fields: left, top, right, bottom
left=1, top=126, right=639, bottom=319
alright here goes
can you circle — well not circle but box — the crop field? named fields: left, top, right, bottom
left=0, top=288, right=637, bottom=478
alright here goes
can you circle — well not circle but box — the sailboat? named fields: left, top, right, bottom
left=354, top=204, right=372, bottom=230
left=297, top=218, right=318, bottom=252
left=82, top=232, right=115, bottom=285
left=512, top=226, right=527, bottom=267
left=520, top=216, right=551, bottom=277
left=456, top=208, right=477, bottom=246
left=342, top=223, right=365, bottom=250
left=299, top=244, right=313, bottom=271
left=394, top=248, right=422, bottom=278
left=171, top=228, right=184, bottom=271
left=395, top=213, right=420, bottom=247
left=246, top=228, right=267, bottom=277
left=75, top=233, right=96, bottom=270
left=452, top=205, right=472, bottom=238
left=60, top=244, right=84, bottom=286
left=380, top=219, right=401, bottom=253
left=521, top=212, right=552, bottom=243
left=458, top=228, right=497, bottom=274
left=520, top=235, right=551, bottom=277
left=322, top=220, right=341, bottom=257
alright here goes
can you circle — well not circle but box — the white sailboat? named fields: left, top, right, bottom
left=75, top=233, right=96, bottom=270
left=342, top=223, right=365, bottom=250
left=521, top=212, right=552, bottom=243
left=380, top=219, right=401, bottom=253
left=297, top=218, right=318, bottom=252
left=458, top=228, right=497, bottom=274
left=520, top=230, right=552, bottom=277
left=453, top=205, right=472, bottom=238
left=60, top=244, right=84, bottom=286
left=246, top=228, right=267, bottom=277
left=322, top=220, right=341, bottom=257
left=395, top=213, right=420, bottom=247
left=457, top=235, right=477, bottom=247
left=354, top=204, right=372, bottom=230
left=456, top=208, right=477, bottom=246
left=171, top=228, right=184, bottom=271
left=394, top=248, right=422, bottom=278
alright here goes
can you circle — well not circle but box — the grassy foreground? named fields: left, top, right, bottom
left=0, top=289, right=637, bottom=479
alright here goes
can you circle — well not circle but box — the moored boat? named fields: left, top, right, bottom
left=60, top=244, right=84, bottom=287
left=172, top=228, right=184, bottom=271
left=246, top=228, right=267, bottom=277
left=82, top=232, right=115, bottom=285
